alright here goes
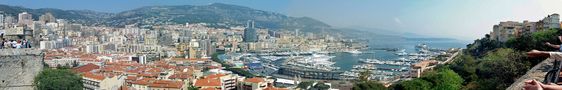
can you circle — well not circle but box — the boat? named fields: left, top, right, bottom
left=359, top=58, right=412, bottom=66
left=345, top=50, right=362, bottom=54
left=352, top=64, right=376, bottom=70
left=394, top=52, right=408, bottom=56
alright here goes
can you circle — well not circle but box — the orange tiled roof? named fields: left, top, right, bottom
left=169, top=73, right=192, bottom=79
left=138, top=72, right=159, bottom=77
left=131, top=78, right=156, bottom=85
left=101, top=65, right=126, bottom=72
left=83, top=72, right=105, bottom=81
left=126, top=76, right=138, bottom=81
left=194, top=78, right=221, bottom=87
left=245, top=77, right=265, bottom=84
left=73, top=63, right=100, bottom=73
left=148, top=80, right=184, bottom=88
left=200, top=87, right=220, bottom=90
left=206, top=74, right=226, bottom=79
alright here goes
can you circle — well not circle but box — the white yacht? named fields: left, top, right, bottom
left=345, top=49, right=362, bottom=54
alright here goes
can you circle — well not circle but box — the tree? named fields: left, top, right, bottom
left=188, top=86, right=199, bottom=90
left=392, top=79, right=432, bottom=90
left=391, top=68, right=463, bottom=90
left=297, top=81, right=314, bottom=89
left=313, top=82, right=331, bottom=90
left=34, top=69, right=83, bottom=90
left=449, top=54, right=478, bottom=83
left=474, top=48, right=529, bottom=90
left=358, top=69, right=371, bottom=82
left=425, top=69, right=464, bottom=90
left=351, top=69, right=388, bottom=90
left=352, top=81, right=387, bottom=90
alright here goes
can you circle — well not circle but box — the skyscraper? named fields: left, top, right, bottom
left=0, top=14, right=4, bottom=28
left=4, top=16, right=15, bottom=28
left=243, top=20, right=257, bottom=42
left=18, top=12, right=33, bottom=27
left=39, top=12, right=56, bottom=23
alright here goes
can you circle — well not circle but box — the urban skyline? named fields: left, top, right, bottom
left=2, top=0, right=562, bottom=40
left=0, top=1, right=561, bottom=90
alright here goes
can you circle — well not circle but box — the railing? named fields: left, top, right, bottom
left=544, top=60, right=562, bottom=84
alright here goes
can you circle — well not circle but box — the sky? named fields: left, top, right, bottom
left=1, top=0, right=562, bottom=41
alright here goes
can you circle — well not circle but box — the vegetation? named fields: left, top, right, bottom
left=392, top=79, right=432, bottom=90
left=352, top=70, right=387, bottom=90
left=446, top=29, right=561, bottom=89
left=210, top=51, right=255, bottom=77
left=188, top=86, right=199, bottom=90
left=351, top=28, right=562, bottom=90
left=392, top=69, right=463, bottom=90
left=297, top=81, right=314, bottom=89
left=353, top=81, right=387, bottom=90
left=34, top=68, right=83, bottom=90
left=313, top=82, right=331, bottom=90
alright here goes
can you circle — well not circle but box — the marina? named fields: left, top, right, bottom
left=219, top=41, right=463, bottom=82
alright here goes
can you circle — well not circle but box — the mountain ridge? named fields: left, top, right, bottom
left=0, top=3, right=446, bottom=40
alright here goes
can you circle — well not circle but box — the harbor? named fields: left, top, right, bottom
left=220, top=42, right=461, bottom=82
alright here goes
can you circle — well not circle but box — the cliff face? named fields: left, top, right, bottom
left=0, top=49, right=44, bottom=90
left=507, top=58, right=554, bottom=90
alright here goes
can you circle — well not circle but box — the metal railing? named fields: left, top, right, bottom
left=544, top=60, right=562, bottom=84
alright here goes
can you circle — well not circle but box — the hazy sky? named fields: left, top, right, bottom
left=1, top=0, right=561, bottom=41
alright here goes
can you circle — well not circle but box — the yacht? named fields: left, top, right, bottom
left=345, top=49, right=362, bottom=54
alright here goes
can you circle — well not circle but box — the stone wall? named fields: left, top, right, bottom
left=506, top=58, right=554, bottom=90
left=0, top=49, right=43, bottom=90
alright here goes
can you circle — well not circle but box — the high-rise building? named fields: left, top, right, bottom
left=0, top=14, right=4, bottom=28
left=39, top=12, right=56, bottom=23
left=18, top=12, right=33, bottom=27
left=4, top=16, right=15, bottom=28
left=243, top=20, right=257, bottom=42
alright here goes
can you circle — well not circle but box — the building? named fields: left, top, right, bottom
left=273, top=78, right=297, bottom=88
left=40, top=41, right=57, bottom=50
left=44, top=57, right=79, bottom=68
left=147, top=80, right=186, bottom=90
left=4, top=16, right=16, bottom=28
left=243, top=20, right=257, bottom=42
left=238, top=77, right=268, bottom=90
left=522, top=20, right=537, bottom=33
left=410, top=60, right=438, bottom=78
left=0, top=14, right=4, bottom=28
left=81, top=72, right=126, bottom=90
left=194, top=74, right=238, bottom=90
left=18, top=12, right=33, bottom=27
left=538, top=13, right=560, bottom=30
left=277, top=65, right=343, bottom=80
left=144, top=30, right=158, bottom=45
left=491, top=21, right=523, bottom=42
left=3, top=26, right=33, bottom=40
left=39, top=12, right=56, bottom=23
left=490, top=13, right=561, bottom=42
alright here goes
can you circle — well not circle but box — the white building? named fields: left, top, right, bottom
left=18, top=12, right=33, bottom=27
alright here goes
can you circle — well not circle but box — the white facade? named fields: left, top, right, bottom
left=17, top=12, right=32, bottom=27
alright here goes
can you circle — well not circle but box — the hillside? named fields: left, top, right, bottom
left=0, top=3, right=340, bottom=34
left=106, top=3, right=331, bottom=32
left=0, top=4, right=113, bottom=25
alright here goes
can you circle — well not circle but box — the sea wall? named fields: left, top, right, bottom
left=0, top=49, right=43, bottom=90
